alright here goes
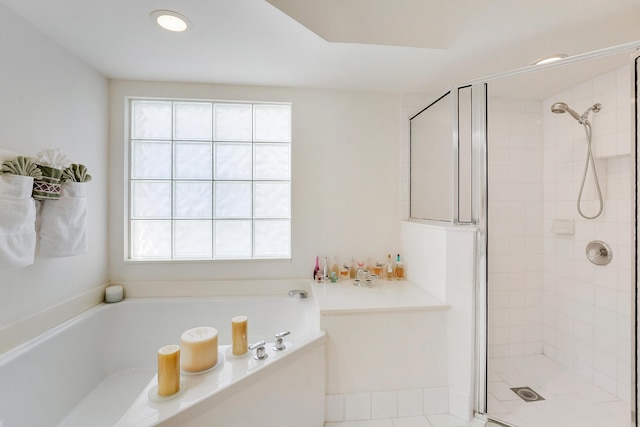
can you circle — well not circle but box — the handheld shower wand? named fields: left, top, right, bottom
left=550, top=101, right=603, bottom=219
left=550, top=102, right=601, bottom=125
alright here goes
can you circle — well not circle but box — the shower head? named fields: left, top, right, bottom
left=550, top=102, right=582, bottom=122
left=550, top=102, right=602, bottom=124
left=550, top=102, right=568, bottom=113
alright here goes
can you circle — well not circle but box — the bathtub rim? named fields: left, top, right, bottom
left=0, top=279, right=315, bottom=357
left=0, top=284, right=106, bottom=356
left=0, top=284, right=325, bottom=427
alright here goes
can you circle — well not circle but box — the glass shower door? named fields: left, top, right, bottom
left=476, top=46, right=638, bottom=427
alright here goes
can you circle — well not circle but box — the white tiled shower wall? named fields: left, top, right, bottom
left=541, top=65, right=632, bottom=402
left=488, top=65, right=633, bottom=403
left=488, top=97, right=545, bottom=359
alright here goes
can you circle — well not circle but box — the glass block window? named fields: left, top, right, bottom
left=128, top=99, right=291, bottom=260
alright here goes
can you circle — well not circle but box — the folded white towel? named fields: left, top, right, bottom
left=38, top=182, right=87, bottom=257
left=0, top=175, right=36, bottom=268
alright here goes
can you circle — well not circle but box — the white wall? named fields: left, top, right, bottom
left=400, top=221, right=477, bottom=421
left=487, top=97, right=545, bottom=358
left=0, top=4, right=109, bottom=329
left=109, top=81, right=401, bottom=282
left=400, top=221, right=448, bottom=301
left=322, top=310, right=449, bottom=395
left=542, top=65, right=632, bottom=402
left=322, top=309, right=451, bottom=423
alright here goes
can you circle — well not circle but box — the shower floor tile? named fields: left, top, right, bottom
left=487, top=354, right=630, bottom=427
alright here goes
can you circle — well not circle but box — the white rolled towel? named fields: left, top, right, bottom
left=38, top=182, right=87, bottom=257
left=0, top=175, right=36, bottom=268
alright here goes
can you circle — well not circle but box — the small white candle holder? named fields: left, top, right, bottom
left=105, top=285, right=124, bottom=303
left=148, top=381, right=186, bottom=402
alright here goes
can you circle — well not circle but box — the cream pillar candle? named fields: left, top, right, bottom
left=157, top=345, right=180, bottom=396
left=231, top=316, right=248, bottom=355
left=180, top=327, right=218, bottom=372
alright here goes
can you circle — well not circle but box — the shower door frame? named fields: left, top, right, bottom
left=633, top=49, right=639, bottom=426
left=464, top=41, right=640, bottom=426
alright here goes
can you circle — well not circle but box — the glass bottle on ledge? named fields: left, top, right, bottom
left=385, top=254, right=394, bottom=281
left=323, top=256, right=328, bottom=280
left=372, top=261, right=384, bottom=278
left=331, top=256, right=340, bottom=279
left=356, top=260, right=365, bottom=281
left=349, top=258, right=357, bottom=279
left=394, top=254, right=405, bottom=280
left=340, top=263, right=350, bottom=281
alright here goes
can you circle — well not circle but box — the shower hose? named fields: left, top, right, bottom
left=577, top=121, right=604, bottom=219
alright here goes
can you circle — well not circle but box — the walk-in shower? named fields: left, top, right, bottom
left=550, top=101, right=604, bottom=219
left=477, top=47, right=636, bottom=427
left=408, top=42, right=638, bottom=427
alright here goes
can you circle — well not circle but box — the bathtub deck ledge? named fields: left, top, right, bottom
left=311, top=280, right=449, bottom=314
left=115, top=333, right=325, bottom=427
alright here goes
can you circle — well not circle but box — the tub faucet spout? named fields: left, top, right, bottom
left=288, top=290, right=308, bottom=298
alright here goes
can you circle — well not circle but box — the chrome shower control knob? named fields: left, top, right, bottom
left=585, top=240, right=612, bottom=266
left=249, top=340, right=268, bottom=360
left=273, top=331, right=291, bottom=351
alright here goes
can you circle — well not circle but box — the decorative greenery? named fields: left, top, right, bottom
left=0, top=156, right=43, bottom=179
left=61, top=163, right=92, bottom=183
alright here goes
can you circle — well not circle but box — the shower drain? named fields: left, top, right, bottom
left=510, top=386, right=545, bottom=402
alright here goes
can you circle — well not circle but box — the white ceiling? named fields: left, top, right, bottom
left=2, top=0, right=640, bottom=98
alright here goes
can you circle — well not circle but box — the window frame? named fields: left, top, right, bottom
left=125, top=96, right=292, bottom=262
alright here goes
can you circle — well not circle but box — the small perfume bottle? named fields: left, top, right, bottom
left=331, top=256, right=340, bottom=279
left=340, top=263, right=350, bottom=280
left=313, top=256, right=320, bottom=281
left=356, top=260, right=365, bottom=280
left=385, top=254, right=394, bottom=281
left=372, top=261, right=384, bottom=278
left=349, top=258, right=357, bottom=279
left=394, top=254, right=405, bottom=280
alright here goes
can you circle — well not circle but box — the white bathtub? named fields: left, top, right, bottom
left=0, top=288, right=326, bottom=427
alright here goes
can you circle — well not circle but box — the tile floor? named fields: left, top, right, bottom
left=487, top=354, right=630, bottom=427
left=325, top=414, right=486, bottom=427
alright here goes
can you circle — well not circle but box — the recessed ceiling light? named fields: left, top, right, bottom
left=150, top=10, right=190, bottom=32
left=531, top=54, right=568, bottom=66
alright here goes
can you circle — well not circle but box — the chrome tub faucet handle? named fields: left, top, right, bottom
left=248, top=340, right=268, bottom=360
left=273, top=331, right=291, bottom=351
